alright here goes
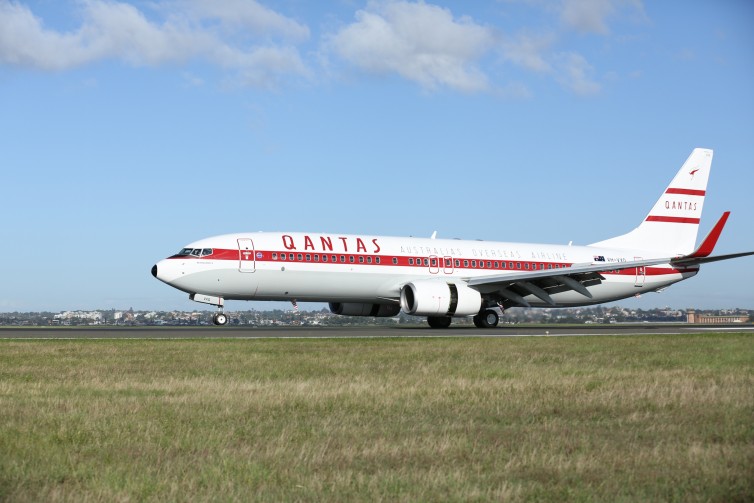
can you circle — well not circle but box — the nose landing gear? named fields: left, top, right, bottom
left=188, top=293, right=228, bottom=326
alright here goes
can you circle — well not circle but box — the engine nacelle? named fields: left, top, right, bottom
left=400, top=280, right=482, bottom=317
left=328, top=302, right=401, bottom=317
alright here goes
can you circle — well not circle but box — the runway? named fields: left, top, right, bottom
left=2, top=324, right=753, bottom=339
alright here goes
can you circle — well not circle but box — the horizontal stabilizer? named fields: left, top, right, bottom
left=672, top=250, right=754, bottom=267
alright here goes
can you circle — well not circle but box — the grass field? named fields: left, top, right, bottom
left=1, top=334, right=752, bottom=502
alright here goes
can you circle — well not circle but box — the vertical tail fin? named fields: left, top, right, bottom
left=590, top=148, right=713, bottom=255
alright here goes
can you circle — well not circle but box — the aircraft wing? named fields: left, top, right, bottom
left=465, top=256, right=680, bottom=307
left=466, top=212, right=753, bottom=307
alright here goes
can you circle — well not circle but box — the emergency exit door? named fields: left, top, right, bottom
left=634, top=256, right=645, bottom=287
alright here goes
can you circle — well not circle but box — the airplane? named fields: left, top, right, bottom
left=152, top=148, right=753, bottom=328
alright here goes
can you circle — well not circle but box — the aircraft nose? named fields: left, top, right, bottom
left=151, top=264, right=158, bottom=278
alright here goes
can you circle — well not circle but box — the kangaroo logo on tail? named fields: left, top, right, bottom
left=689, top=168, right=700, bottom=179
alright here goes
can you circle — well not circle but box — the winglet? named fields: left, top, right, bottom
left=686, top=211, right=730, bottom=258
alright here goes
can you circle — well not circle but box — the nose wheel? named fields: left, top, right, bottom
left=212, top=312, right=228, bottom=326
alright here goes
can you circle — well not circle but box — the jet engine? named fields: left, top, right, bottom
left=328, top=302, right=401, bottom=317
left=400, top=280, right=482, bottom=317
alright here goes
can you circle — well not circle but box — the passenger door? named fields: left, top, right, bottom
left=238, top=238, right=256, bottom=272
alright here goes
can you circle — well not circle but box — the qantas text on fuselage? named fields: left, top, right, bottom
left=152, top=148, right=753, bottom=328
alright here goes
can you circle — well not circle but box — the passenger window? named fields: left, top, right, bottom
left=359, top=256, right=364, bottom=263
left=548, top=264, right=553, bottom=269
left=464, top=260, right=469, bottom=267
left=494, top=261, right=499, bottom=268
left=340, top=255, right=346, bottom=262
left=509, top=262, right=514, bottom=269
left=486, top=261, right=491, bottom=268
left=455, top=260, right=460, bottom=267
left=306, top=254, right=311, bottom=261
left=297, top=253, right=303, bottom=261
left=430, top=258, right=437, bottom=267
left=471, top=260, right=477, bottom=267
left=367, top=257, right=373, bottom=264
left=516, top=262, right=521, bottom=269
left=272, top=253, right=278, bottom=260
left=409, top=258, right=414, bottom=265
left=424, top=258, right=429, bottom=266
left=332, top=255, right=337, bottom=262
left=525, top=263, right=530, bottom=270
left=392, top=258, right=398, bottom=265
left=349, top=256, right=355, bottom=263
left=314, top=254, right=319, bottom=262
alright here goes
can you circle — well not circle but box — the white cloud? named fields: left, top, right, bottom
left=500, top=33, right=554, bottom=73
left=327, top=1, right=495, bottom=92
left=554, top=52, right=600, bottom=94
left=0, top=0, right=640, bottom=96
left=0, top=0, right=309, bottom=87
left=559, top=0, right=645, bottom=35
left=560, top=0, right=614, bottom=34
left=500, top=33, right=601, bottom=94
left=175, top=0, right=310, bottom=41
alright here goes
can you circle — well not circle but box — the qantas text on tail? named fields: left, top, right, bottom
left=152, top=149, right=753, bottom=328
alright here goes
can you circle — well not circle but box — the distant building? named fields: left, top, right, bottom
left=686, top=309, right=749, bottom=324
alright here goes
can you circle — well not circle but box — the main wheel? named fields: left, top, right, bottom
left=213, top=313, right=228, bottom=326
left=427, top=316, right=452, bottom=328
left=473, top=310, right=499, bottom=328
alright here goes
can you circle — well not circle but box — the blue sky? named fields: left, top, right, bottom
left=1, top=0, right=752, bottom=312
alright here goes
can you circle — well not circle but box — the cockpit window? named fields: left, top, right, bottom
left=176, top=247, right=213, bottom=257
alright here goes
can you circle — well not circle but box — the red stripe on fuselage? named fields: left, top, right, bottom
left=166, top=249, right=689, bottom=276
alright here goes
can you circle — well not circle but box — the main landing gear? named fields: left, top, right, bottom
left=212, top=312, right=228, bottom=326
left=473, top=309, right=500, bottom=328
left=426, top=308, right=501, bottom=329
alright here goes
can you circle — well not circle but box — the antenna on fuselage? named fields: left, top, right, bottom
left=431, top=231, right=437, bottom=240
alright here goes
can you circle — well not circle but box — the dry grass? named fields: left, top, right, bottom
left=0, top=334, right=752, bottom=502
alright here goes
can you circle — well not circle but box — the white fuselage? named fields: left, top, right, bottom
left=153, top=231, right=697, bottom=308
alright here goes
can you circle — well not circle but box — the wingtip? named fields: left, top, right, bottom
left=687, top=211, right=730, bottom=258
